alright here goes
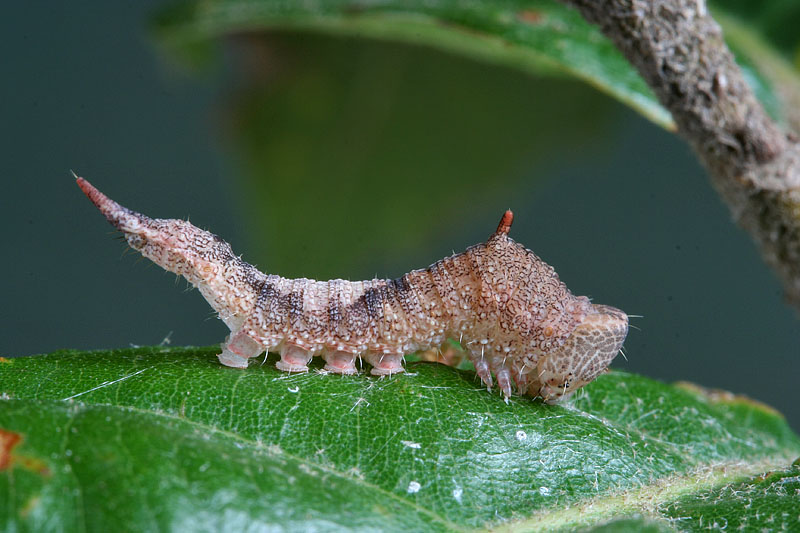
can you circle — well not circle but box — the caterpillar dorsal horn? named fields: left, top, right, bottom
left=496, top=209, right=513, bottom=235
left=77, top=176, right=628, bottom=403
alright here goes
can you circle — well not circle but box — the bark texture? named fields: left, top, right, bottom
left=560, top=0, right=800, bottom=307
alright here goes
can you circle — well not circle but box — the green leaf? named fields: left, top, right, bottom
left=153, top=0, right=674, bottom=129
left=659, top=462, right=800, bottom=531
left=152, top=0, right=800, bottom=133
left=2, top=348, right=799, bottom=531
left=580, top=517, right=677, bottom=533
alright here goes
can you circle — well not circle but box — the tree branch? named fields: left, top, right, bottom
left=559, top=0, right=800, bottom=308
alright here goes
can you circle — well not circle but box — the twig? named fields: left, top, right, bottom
left=559, top=0, right=800, bottom=308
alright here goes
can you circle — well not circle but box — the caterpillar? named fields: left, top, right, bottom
left=76, top=177, right=628, bottom=403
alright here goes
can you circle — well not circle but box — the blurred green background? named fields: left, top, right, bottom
left=2, top=2, right=798, bottom=430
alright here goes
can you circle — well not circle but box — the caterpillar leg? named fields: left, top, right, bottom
left=495, top=367, right=513, bottom=400
left=466, top=344, right=521, bottom=398
left=416, top=342, right=466, bottom=367
left=218, top=331, right=264, bottom=369
left=364, top=351, right=405, bottom=376
left=467, top=347, right=493, bottom=391
left=512, top=368, right=530, bottom=395
left=276, top=344, right=314, bottom=372
left=323, top=349, right=359, bottom=375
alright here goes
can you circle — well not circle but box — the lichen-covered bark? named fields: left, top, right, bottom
left=559, top=0, right=800, bottom=307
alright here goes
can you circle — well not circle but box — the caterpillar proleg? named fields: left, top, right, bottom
left=77, top=177, right=628, bottom=403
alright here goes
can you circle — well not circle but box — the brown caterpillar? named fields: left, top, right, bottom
left=77, top=177, right=628, bottom=403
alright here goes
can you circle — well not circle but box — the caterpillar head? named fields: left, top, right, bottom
left=537, top=304, right=628, bottom=403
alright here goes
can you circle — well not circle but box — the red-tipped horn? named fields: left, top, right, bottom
left=75, top=174, right=150, bottom=232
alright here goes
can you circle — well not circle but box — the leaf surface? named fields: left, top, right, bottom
left=153, top=0, right=800, bottom=132
left=1, top=348, right=799, bottom=531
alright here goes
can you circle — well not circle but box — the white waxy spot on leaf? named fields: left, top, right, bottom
left=401, top=440, right=422, bottom=449
left=515, top=430, right=527, bottom=441
left=287, top=386, right=299, bottom=393
left=452, top=487, right=463, bottom=503
left=407, top=481, right=421, bottom=494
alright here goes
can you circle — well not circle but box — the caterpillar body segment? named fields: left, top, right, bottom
left=77, top=177, right=628, bottom=403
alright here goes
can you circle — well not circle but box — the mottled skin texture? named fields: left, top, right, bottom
left=77, top=177, right=628, bottom=403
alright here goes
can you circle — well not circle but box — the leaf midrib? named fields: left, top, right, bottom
left=491, top=455, right=797, bottom=532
